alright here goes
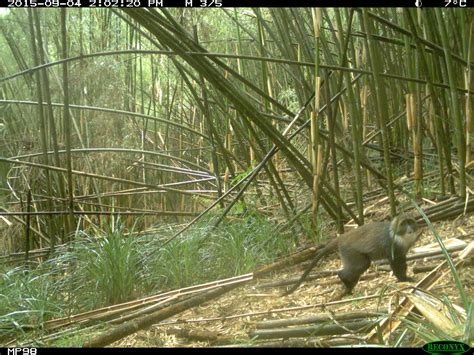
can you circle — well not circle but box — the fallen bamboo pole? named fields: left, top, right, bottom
left=249, top=319, right=376, bottom=340
left=83, top=278, right=251, bottom=347
left=255, top=310, right=384, bottom=329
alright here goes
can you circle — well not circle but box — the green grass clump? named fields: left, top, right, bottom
left=145, top=211, right=293, bottom=290
left=0, top=265, right=64, bottom=341
left=67, top=222, right=144, bottom=308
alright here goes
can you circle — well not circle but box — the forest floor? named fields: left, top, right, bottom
left=115, top=212, right=474, bottom=347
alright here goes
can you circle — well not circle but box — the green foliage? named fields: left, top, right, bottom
left=145, top=211, right=293, bottom=291
left=277, top=88, right=299, bottom=113
left=149, top=230, right=205, bottom=289
left=229, top=167, right=253, bottom=188
left=0, top=220, right=147, bottom=343
left=220, top=211, right=291, bottom=269
left=0, top=265, right=64, bottom=342
left=299, top=213, right=321, bottom=243
left=64, top=221, right=145, bottom=308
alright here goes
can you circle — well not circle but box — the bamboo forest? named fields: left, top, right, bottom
left=0, top=7, right=473, bottom=348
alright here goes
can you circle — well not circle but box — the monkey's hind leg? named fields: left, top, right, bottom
left=331, top=287, right=349, bottom=301
left=336, top=251, right=371, bottom=298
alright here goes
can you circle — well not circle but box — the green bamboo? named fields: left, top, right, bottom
left=27, top=9, right=55, bottom=248
left=61, top=9, right=75, bottom=238
left=361, top=9, right=397, bottom=217
left=435, top=9, right=466, bottom=198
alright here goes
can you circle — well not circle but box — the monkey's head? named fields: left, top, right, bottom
left=390, top=214, right=419, bottom=250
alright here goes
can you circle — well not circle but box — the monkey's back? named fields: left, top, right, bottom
left=337, top=221, right=391, bottom=261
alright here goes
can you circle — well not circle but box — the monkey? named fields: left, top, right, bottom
left=283, top=215, right=419, bottom=297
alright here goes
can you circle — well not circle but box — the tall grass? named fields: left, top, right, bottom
left=145, top=209, right=293, bottom=289
left=66, top=222, right=144, bottom=308
left=0, top=266, right=65, bottom=341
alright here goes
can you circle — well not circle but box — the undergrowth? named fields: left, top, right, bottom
left=0, top=212, right=293, bottom=344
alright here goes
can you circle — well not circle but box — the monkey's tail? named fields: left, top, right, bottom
left=282, top=242, right=336, bottom=296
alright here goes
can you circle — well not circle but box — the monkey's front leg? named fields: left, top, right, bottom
left=390, top=256, right=415, bottom=283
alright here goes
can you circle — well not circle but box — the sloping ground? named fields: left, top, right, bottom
left=114, top=214, right=474, bottom=347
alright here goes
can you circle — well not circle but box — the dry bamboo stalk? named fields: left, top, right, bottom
left=361, top=85, right=371, bottom=188
left=106, top=294, right=181, bottom=325
left=166, top=327, right=236, bottom=345
left=311, top=8, right=321, bottom=230
left=83, top=282, right=244, bottom=347
left=239, top=338, right=359, bottom=347
left=45, top=273, right=253, bottom=330
left=311, top=144, right=323, bottom=229
left=158, top=292, right=401, bottom=327
left=310, top=111, right=320, bottom=229
left=249, top=319, right=375, bottom=340
left=258, top=270, right=338, bottom=289
left=256, top=310, right=384, bottom=329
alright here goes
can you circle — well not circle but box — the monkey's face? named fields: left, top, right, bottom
left=399, top=218, right=417, bottom=235
left=396, top=217, right=419, bottom=248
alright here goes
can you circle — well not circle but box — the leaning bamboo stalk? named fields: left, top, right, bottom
left=238, top=338, right=358, bottom=348
left=0, top=45, right=470, bottom=93
left=334, top=9, right=364, bottom=224
left=324, top=76, right=344, bottom=232
left=0, top=99, right=208, bottom=140
left=0, top=211, right=200, bottom=217
left=14, top=147, right=213, bottom=176
left=0, top=157, right=215, bottom=199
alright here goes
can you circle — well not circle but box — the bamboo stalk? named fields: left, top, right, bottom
left=61, top=9, right=75, bottom=238
left=361, top=9, right=397, bottom=217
